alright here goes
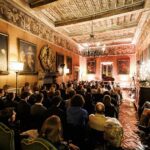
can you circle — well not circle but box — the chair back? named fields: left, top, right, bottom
left=21, top=137, right=57, bottom=150
left=104, top=118, right=123, bottom=148
left=0, top=122, right=15, bottom=150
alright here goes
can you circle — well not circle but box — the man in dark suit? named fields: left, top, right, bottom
left=17, top=92, right=31, bottom=132
left=30, top=93, right=47, bottom=131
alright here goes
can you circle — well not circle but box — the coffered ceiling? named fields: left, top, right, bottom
left=11, top=0, right=150, bottom=53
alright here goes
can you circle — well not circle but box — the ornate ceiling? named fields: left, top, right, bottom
left=9, top=0, right=150, bottom=55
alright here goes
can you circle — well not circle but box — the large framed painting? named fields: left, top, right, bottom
left=66, top=56, right=72, bottom=74
left=149, top=44, right=150, bottom=59
left=18, top=39, right=37, bottom=74
left=117, top=59, right=130, bottom=74
left=56, top=53, right=64, bottom=75
left=0, top=33, right=8, bottom=75
left=87, top=58, right=96, bottom=74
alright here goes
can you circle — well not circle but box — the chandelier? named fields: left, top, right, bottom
left=80, top=18, right=106, bottom=57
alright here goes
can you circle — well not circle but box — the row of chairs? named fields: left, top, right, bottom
left=0, top=122, right=56, bottom=150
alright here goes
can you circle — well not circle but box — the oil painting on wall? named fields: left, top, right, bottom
left=56, top=53, right=64, bottom=75
left=117, top=59, right=130, bottom=74
left=66, top=56, right=72, bottom=74
left=87, top=58, right=96, bottom=74
left=18, top=39, right=37, bottom=74
left=0, top=33, right=8, bottom=74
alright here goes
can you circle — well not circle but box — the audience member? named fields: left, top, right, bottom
left=104, top=118, right=123, bottom=148
left=67, top=94, right=88, bottom=127
left=30, top=93, right=47, bottom=131
left=4, top=92, right=18, bottom=110
left=66, top=94, right=88, bottom=149
left=103, top=95, right=118, bottom=118
left=89, top=102, right=108, bottom=131
left=17, top=92, right=31, bottom=131
left=21, top=82, right=32, bottom=94
left=0, top=107, right=21, bottom=149
left=0, top=88, right=5, bottom=110
left=88, top=102, right=108, bottom=149
left=40, top=115, right=79, bottom=150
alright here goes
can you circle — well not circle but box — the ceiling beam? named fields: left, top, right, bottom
left=29, top=0, right=58, bottom=8
left=55, top=1, right=145, bottom=27
left=76, top=34, right=134, bottom=43
left=69, top=24, right=137, bottom=38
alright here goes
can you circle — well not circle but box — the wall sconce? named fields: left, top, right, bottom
left=9, top=61, right=24, bottom=95
left=64, top=68, right=69, bottom=74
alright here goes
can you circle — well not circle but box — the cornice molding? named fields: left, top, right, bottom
left=0, top=0, right=79, bottom=54
left=81, top=44, right=135, bottom=57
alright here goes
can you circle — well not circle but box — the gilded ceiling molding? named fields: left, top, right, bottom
left=137, top=16, right=150, bottom=50
left=0, top=0, right=79, bottom=54
left=81, top=45, right=135, bottom=57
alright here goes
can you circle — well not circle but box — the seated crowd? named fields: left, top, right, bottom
left=0, top=80, right=123, bottom=150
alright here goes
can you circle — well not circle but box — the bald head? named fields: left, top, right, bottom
left=95, top=102, right=105, bottom=114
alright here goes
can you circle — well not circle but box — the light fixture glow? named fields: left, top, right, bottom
left=9, top=61, right=24, bottom=72
left=101, top=62, right=113, bottom=65
left=9, top=61, right=24, bottom=95
left=64, top=68, right=69, bottom=74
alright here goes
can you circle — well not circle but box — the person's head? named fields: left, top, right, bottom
left=51, top=96, right=62, bottom=106
left=67, top=83, right=72, bottom=88
left=6, top=92, right=15, bottom=101
left=25, top=82, right=30, bottom=87
left=143, top=101, right=150, bottom=109
left=49, top=86, right=55, bottom=94
left=86, top=87, right=91, bottom=93
left=35, top=93, right=44, bottom=103
left=0, top=88, right=4, bottom=97
left=55, top=90, right=61, bottom=97
left=68, top=90, right=76, bottom=98
left=95, top=102, right=105, bottom=114
left=40, top=115, right=62, bottom=143
left=0, top=107, right=16, bottom=123
left=103, top=95, right=111, bottom=106
left=70, top=94, right=85, bottom=107
left=3, top=84, right=9, bottom=94
left=21, top=92, right=30, bottom=101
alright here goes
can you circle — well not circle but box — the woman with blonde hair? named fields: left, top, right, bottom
left=40, top=115, right=79, bottom=150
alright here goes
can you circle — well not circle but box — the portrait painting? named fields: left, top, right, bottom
left=87, top=58, right=96, bottom=74
left=56, top=53, right=64, bottom=75
left=117, top=59, right=130, bottom=74
left=0, top=33, right=8, bottom=74
left=66, top=56, right=72, bottom=74
left=149, top=44, right=150, bottom=59
left=18, top=39, right=37, bottom=74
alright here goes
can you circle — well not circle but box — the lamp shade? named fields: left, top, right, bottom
left=9, top=61, right=24, bottom=72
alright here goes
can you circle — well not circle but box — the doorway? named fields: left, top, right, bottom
left=101, top=62, right=113, bottom=79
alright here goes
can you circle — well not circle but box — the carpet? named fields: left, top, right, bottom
left=119, top=99, right=144, bottom=150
